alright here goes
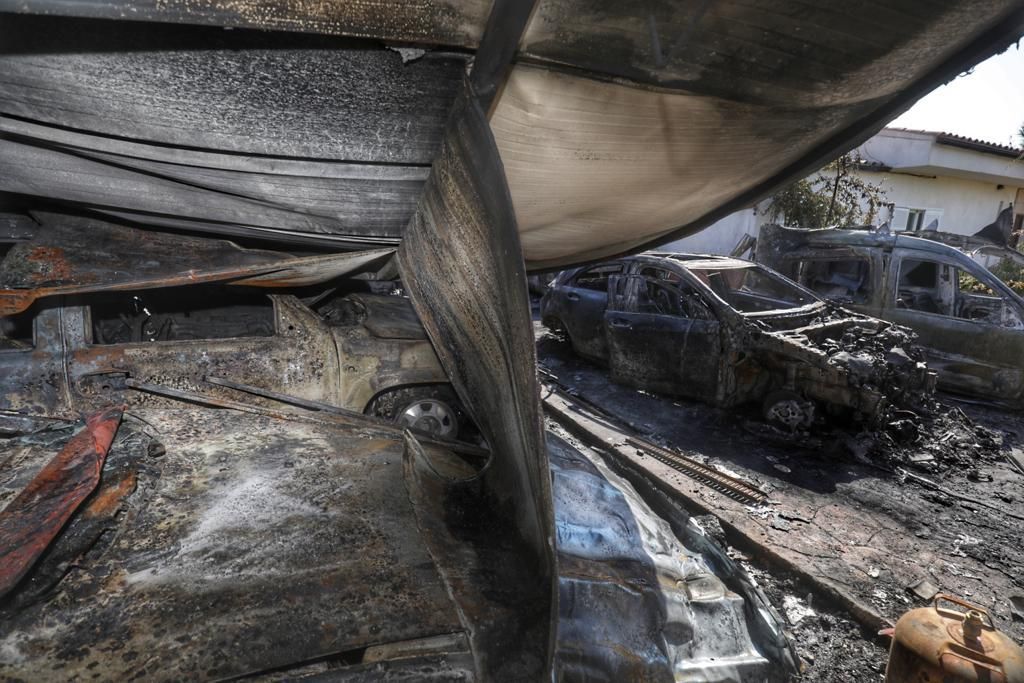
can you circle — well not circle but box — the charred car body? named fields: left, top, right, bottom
left=541, top=254, right=934, bottom=427
left=0, top=215, right=468, bottom=439
left=756, top=223, right=1024, bottom=409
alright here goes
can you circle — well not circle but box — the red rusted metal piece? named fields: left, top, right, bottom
left=0, top=406, right=123, bottom=598
left=0, top=217, right=394, bottom=316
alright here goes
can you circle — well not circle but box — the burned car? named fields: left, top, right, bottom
left=541, top=253, right=934, bottom=427
left=0, top=216, right=469, bottom=439
left=2, top=0, right=1022, bottom=679
left=756, top=223, right=1024, bottom=409
left=0, top=215, right=798, bottom=681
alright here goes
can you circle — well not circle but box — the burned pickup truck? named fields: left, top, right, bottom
left=756, top=223, right=1024, bottom=409
left=541, top=253, right=934, bottom=428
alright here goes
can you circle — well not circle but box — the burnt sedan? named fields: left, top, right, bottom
left=541, top=253, right=934, bottom=427
left=0, top=215, right=469, bottom=440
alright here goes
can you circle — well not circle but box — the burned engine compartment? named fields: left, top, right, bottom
left=748, top=311, right=936, bottom=423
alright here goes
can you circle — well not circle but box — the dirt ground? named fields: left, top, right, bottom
left=535, top=318, right=1024, bottom=682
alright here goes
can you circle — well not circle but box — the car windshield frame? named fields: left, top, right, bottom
left=681, top=261, right=823, bottom=316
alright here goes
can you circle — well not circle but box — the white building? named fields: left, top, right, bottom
left=664, top=127, right=1024, bottom=255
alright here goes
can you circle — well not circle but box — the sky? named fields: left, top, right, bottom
left=889, top=42, right=1024, bottom=147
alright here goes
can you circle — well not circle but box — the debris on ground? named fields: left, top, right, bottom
left=845, top=404, right=1004, bottom=471
left=535, top=317, right=1024, bottom=678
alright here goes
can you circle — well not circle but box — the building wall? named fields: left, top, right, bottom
left=657, top=170, right=1019, bottom=256
left=659, top=205, right=762, bottom=255
left=866, top=170, right=1018, bottom=234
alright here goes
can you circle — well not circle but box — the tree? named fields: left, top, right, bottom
left=766, top=153, right=888, bottom=229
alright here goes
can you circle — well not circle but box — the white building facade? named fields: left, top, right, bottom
left=663, top=128, right=1024, bottom=255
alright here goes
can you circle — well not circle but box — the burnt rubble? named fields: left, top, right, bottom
left=847, top=404, right=1004, bottom=472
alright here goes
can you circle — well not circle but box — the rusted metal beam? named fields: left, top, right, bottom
left=0, top=405, right=123, bottom=598
left=0, top=215, right=394, bottom=316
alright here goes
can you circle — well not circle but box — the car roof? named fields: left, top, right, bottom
left=782, top=227, right=970, bottom=259
left=642, top=252, right=757, bottom=270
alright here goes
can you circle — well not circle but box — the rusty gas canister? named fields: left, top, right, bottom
left=885, top=594, right=1024, bottom=683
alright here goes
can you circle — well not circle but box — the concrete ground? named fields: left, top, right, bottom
left=534, top=319, right=1024, bottom=681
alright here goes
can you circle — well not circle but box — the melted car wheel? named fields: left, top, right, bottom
left=368, top=385, right=465, bottom=440
left=762, top=390, right=815, bottom=430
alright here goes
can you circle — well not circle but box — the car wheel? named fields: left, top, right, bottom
left=367, top=385, right=464, bottom=440
left=542, top=315, right=565, bottom=333
left=762, top=390, right=815, bottom=430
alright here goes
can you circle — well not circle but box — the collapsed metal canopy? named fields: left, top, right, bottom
left=1, top=2, right=1023, bottom=679
left=1, top=1, right=1023, bottom=268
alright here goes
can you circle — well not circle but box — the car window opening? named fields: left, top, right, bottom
left=0, top=305, right=35, bottom=349
left=636, top=277, right=715, bottom=320
left=574, top=264, right=622, bottom=293
left=897, top=259, right=952, bottom=316
left=689, top=265, right=815, bottom=313
left=956, top=269, right=1020, bottom=327
left=89, top=285, right=276, bottom=344
left=796, top=259, right=872, bottom=304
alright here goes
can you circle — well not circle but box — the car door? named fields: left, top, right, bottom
left=559, top=262, right=622, bottom=361
left=604, top=268, right=721, bottom=400
left=883, top=252, right=1024, bottom=402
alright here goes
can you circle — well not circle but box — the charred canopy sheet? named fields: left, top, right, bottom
left=0, top=18, right=461, bottom=248
left=396, top=87, right=556, bottom=665
left=2, top=3, right=1024, bottom=267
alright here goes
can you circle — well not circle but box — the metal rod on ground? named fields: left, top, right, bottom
left=625, top=436, right=769, bottom=507
left=898, top=468, right=1024, bottom=522
left=539, top=376, right=768, bottom=505
left=124, top=377, right=489, bottom=459
left=204, top=376, right=489, bottom=458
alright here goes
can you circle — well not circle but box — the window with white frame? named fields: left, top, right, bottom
left=891, top=207, right=942, bottom=232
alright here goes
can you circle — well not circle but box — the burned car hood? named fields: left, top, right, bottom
left=749, top=310, right=934, bottom=410
left=0, top=406, right=795, bottom=680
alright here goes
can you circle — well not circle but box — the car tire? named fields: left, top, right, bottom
left=542, top=315, right=565, bottom=333
left=366, top=385, right=466, bottom=440
left=762, top=390, right=815, bottom=430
